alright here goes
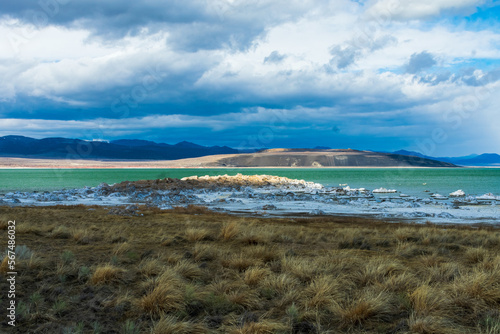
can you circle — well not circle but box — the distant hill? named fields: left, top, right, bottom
left=392, top=150, right=429, bottom=159
left=209, top=149, right=457, bottom=167
left=393, top=150, right=500, bottom=166
left=0, top=136, right=238, bottom=160
left=0, top=136, right=477, bottom=166
left=452, top=153, right=500, bottom=166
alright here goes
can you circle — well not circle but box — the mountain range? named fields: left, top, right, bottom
left=0, top=136, right=498, bottom=166
left=393, top=150, right=500, bottom=167
left=0, top=136, right=238, bottom=160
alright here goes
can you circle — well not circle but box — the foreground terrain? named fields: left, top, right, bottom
left=0, top=206, right=499, bottom=333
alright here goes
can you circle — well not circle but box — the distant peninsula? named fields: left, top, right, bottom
left=200, top=149, right=457, bottom=168
left=0, top=147, right=457, bottom=169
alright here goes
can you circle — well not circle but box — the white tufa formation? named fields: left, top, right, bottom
left=181, top=174, right=324, bottom=189
left=449, top=190, right=466, bottom=197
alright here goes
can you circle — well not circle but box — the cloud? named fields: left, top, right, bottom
left=459, top=67, right=500, bottom=86
left=264, top=51, right=287, bottom=64
left=0, top=1, right=499, bottom=154
left=365, top=0, right=486, bottom=21
left=329, top=45, right=358, bottom=69
left=405, top=51, right=437, bottom=73
left=329, top=35, right=397, bottom=69
left=416, top=67, right=500, bottom=86
left=0, top=0, right=326, bottom=52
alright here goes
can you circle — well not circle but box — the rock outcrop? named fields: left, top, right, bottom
left=108, top=173, right=323, bottom=193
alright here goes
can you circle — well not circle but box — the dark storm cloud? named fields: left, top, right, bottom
left=1, top=1, right=499, bottom=154
left=0, top=0, right=314, bottom=51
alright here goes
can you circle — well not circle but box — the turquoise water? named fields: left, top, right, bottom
left=0, top=168, right=499, bottom=197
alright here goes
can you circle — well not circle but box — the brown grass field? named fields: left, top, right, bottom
left=0, top=205, right=499, bottom=333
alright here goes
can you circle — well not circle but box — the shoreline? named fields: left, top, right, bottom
left=1, top=174, right=499, bottom=225
left=2, top=203, right=499, bottom=228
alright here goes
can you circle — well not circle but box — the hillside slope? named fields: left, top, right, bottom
left=208, top=149, right=457, bottom=167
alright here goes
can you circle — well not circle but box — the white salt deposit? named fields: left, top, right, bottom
left=1, top=175, right=499, bottom=225
left=373, top=188, right=398, bottom=193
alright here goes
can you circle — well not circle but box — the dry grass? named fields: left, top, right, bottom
left=192, top=243, right=217, bottom=261
left=280, top=256, right=319, bottom=282
left=230, top=320, right=289, bottom=334
left=262, top=273, right=300, bottom=295
left=138, top=258, right=164, bottom=277
left=222, top=254, right=261, bottom=272
left=138, top=267, right=185, bottom=316
left=71, top=228, right=97, bottom=244
left=1, top=205, right=499, bottom=333
left=185, top=227, right=212, bottom=242
left=153, top=315, right=206, bottom=334
left=464, top=247, right=488, bottom=264
left=220, top=222, right=239, bottom=241
left=173, top=259, right=204, bottom=280
left=139, top=282, right=185, bottom=316
left=90, top=264, right=126, bottom=285
left=244, top=267, right=271, bottom=286
left=301, top=275, right=344, bottom=309
left=338, top=290, right=396, bottom=328
left=0, top=256, right=9, bottom=274
left=408, top=314, right=465, bottom=334
left=51, top=225, right=71, bottom=238
left=410, top=285, right=452, bottom=317
left=112, top=241, right=132, bottom=255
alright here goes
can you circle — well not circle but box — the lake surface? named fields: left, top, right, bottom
left=0, top=168, right=499, bottom=197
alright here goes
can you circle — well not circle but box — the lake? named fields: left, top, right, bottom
left=1, top=168, right=499, bottom=197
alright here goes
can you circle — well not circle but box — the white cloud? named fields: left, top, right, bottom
left=365, top=0, right=485, bottom=21
left=0, top=1, right=499, bottom=153
left=1, top=2, right=499, bottom=106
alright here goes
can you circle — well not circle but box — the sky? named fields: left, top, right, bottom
left=0, top=0, right=499, bottom=156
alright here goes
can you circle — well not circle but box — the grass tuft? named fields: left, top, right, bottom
left=220, top=222, right=239, bottom=241
left=90, top=264, right=126, bottom=285
left=185, top=227, right=212, bottom=242
left=153, top=315, right=206, bottom=334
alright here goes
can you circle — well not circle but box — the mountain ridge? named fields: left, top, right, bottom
left=0, top=135, right=238, bottom=160
left=1, top=135, right=495, bottom=166
left=393, top=150, right=500, bottom=166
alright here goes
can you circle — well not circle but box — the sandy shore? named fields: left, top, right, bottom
left=0, top=157, right=223, bottom=168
